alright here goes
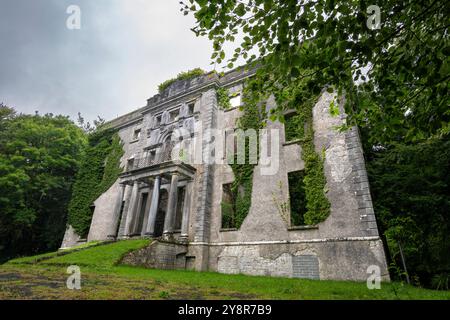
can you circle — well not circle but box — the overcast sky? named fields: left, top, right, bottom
left=0, top=0, right=223, bottom=122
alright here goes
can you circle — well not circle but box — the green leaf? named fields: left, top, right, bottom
left=235, top=3, right=246, bottom=17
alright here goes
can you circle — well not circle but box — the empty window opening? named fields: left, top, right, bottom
left=133, top=129, right=141, bottom=140
left=284, top=112, right=306, bottom=142
left=188, top=103, right=195, bottom=115
left=126, top=158, right=135, bottom=171
left=288, top=170, right=307, bottom=226
left=230, top=93, right=241, bottom=108
left=145, top=149, right=156, bottom=165
left=221, top=183, right=236, bottom=228
left=170, top=109, right=180, bottom=122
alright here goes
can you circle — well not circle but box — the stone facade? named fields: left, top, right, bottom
left=61, top=67, right=390, bottom=282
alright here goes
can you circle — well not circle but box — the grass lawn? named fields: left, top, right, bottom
left=0, top=240, right=449, bottom=300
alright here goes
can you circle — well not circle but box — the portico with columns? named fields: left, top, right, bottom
left=109, top=161, right=196, bottom=243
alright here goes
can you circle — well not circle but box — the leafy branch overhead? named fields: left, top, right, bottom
left=181, top=0, right=449, bottom=143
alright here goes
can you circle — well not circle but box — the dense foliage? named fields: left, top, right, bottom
left=182, top=0, right=449, bottom=143
left=157, top=68, right=205, bottom=93
left=0, top=105, right=86, bottom=262
left=67, top=129, right=124, bottom=237
left=365, top=136, right=450, bottom=289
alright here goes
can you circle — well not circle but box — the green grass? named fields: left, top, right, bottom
left=7, top=241, right=104, bottom=264
left=1, top=240, right=449, bottom=300
left=42, top=239, right=149, bottom=269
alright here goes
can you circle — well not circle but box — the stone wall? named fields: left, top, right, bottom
left=192, top=88, right=390, bottom=281
left=206, top=238, right=389, bottom=281
left=121, top=240, right=188, bottom=270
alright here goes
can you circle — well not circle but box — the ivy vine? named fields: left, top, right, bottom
left=216, top=87, right=232, bottom=110
left=283, top=91, right=331, bottom=225
left=67, top=128, right=124, bottom=237
left=221, top=79, right=264, bottom=229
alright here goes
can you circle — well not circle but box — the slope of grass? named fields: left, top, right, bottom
left=42, top=239, right=150, bottom=269
left=1, top=239, right=449, bottom=300
left=7, top=241, right=104, bottom=264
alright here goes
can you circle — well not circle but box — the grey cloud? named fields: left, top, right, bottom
left=0, top=0, right=215, bottom=122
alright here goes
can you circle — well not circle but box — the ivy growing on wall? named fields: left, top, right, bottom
left=217, top=86, right=242, bottom=110
left=221, top=79, right=264, bottom=229
left=220, top=73, right=330, bottom=228
left=283, top=89, right=330, bottom=225
left=216, top=87, right=232, bottom=110
left=67, top=128, right=124, bottom=237
left=157, top=68, right=205, bottom=93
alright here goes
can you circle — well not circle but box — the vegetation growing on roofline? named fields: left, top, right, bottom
left=157, top=68, right=206, bottom=93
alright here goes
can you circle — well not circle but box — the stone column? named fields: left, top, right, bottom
left=107, top=183, right=126, bottom=239
left=140, top=187, right=153, bottom=236
left=124, top=180, right=139, bottom=237
left=179, top=182, right=192, bottom=243
left=131, top=191, right=145, bottom=236
left=144, top=175, right=161, bottom=237
left=117, top=184, right=132, bottom=238
left=163, top=173, right=179, bottom=239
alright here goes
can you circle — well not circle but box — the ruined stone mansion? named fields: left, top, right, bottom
left=61, top=67, right=389, bottom=281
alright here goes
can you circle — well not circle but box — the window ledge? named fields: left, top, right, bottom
left=288, top=225, right=318, bottom=231
left=220, top=228, right=238, bottom=232
left=223, top=106, right=239, bottom=113
left=283, top=139, right=302, bottom=146
left=129, top=139, right=139, bottom=144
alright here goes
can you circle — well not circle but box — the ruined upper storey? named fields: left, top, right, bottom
left=104, top=66, right=255, bottom=131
